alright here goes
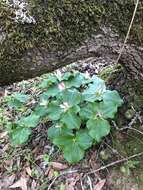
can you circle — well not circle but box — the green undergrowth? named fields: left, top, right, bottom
left=4, top=71, right=123, bottom=163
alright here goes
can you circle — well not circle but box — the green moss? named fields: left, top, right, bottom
left=0, top=0, right=143, bottom=85
left=0, top=0, right=104, bottom=82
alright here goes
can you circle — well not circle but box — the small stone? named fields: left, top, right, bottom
left=125, top=109, right=135, bottom=120
left=100, top=150, right=110, bottom=161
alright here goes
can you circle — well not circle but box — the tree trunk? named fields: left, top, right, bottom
left=0, top=0, right=143, bottom=86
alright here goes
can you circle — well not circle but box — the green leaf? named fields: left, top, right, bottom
left=47, top=102, right=62, bottom=120
left=39, top=75, right=58, bottom=88
left=61, top=89, right=81, bottom=106
left=7, top=93, right=29, bottom=108
left=18, top=114, right=40, bottom=128
left=40, top=85, right=60, bottom=100
left=52, top=130, right=92, bottom=163
left=34, top=106, right=49, bottom=117
left=53, top=135, right=74, bottom=147
left=61, top=111, right=81, bottom=129
left=12, top=93, right=29, bottom=103
left=76, top=129, right=93, bottom=150
left=98, top=102, right=118, bottom=119
left=48, top=125, right=73, bottom=140
left=80, top=103, right=95, bottom=120
left=103, top=90, right=123, bottom=107
left=82, top=76, right=106, bottom=102
left=87, top=118, right=110, bottom=142
left=10, top=127, right=31, bottom=145
left=63, top=142, right=85, bottom=163
left=64, top=72, right=85, bottom=88
left=62, top=72, right=74, bottom=81
left=80, top=101, right=118, bottom=120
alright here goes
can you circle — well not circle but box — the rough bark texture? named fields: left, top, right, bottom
left=0, top=0, right=143, bottom=86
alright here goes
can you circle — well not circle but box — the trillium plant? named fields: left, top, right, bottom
left=6, top=71, right=123, bottom=163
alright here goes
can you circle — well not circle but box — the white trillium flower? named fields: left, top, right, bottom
left=58, top=82, right=65, bottom=91
left=40, top=99, right=48, bottom=106
left=60, top=102, right=70, bottom=112
left=55, top=124, right=62, bottom=128
left=84, top=71, right=90, bottom=79
left=96, top=85, right=106, bottom=96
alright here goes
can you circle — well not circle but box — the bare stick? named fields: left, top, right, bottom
left=121, top=127, right=143, bottom=136
left=47, top=176, right=59, bottom=190
left=87, top=152, right=143, bottom=175
left=115, top=0, right=140, bottom=65
left=47, top=152, right=143, bottom=189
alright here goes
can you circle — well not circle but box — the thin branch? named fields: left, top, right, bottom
left=47, top=176, right=59, bottom=190
left=47, top=152, right=143, bottom=189
left=87, top=152, right=143, bottom=175
left=115, top=0, right=140, bottom=65
left=121, top=127, right=143, bottom=136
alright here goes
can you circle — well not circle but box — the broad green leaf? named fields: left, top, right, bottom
left=79, top=103, right=95, bottom=120
left=61, top=111, right=81, bottom=129
left=39, top=75, right=57, bottom=88
left=103, top=90, right=123, bottom=107
left=10, top=127, right=31, bottom=145
left=64, top=72, right=85, bottom=88
left=61, top=89, right=81, bottom=106
left=53, top=133, right=85, bottom=163
left=47, top=102, right=62, bottom=120
left=7, top=93, right=29, bottom=108
left=76, top=129, right=93, bottom=150
left=48, top=125, right=73, bottom=140
left=7, top=99, right=23, bottom=108
left=53, top=130, right=92, bottom=151
left=53, top=135, right=74, bottom=147
left=87, top=118, right=110, bottom=142
left=71, top=105, right=80, bottom=113
left=63, top=142, right=85, bottom=163
left=82, top=76, right=106, bottom=102
left=98, top=102, right=118, bottom=119
left=40, top=85, right=60, bottom=100
left=62, top=72, right=74, bottom=81
left=34, top=106, right=49, bottom=117
left=18, top=114, right=40, bottom=128
left=6, top=122, right=17, bottom=131
left=80, top=101, right=118, bottom=120
left=12, top=93, right=29, bottom=103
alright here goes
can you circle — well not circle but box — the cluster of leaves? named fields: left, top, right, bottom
left=6, top=71, right=123, bottom=163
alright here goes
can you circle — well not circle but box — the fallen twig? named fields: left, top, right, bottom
left=121, top=127, right=143, bottom=136
left=115, top=0, right=140, bottom=65
left=47, top=176, right=59, bottom=190
left=87, top=152, right=143, bottom=175
left=47, top=152, right=143, bottom=189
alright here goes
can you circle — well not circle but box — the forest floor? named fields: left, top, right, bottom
left=1, top=61, right=143, bottom=190
left=0, top=28, right=143, bottom=190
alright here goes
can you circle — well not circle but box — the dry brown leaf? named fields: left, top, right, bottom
left=65, top=175, right=80, bottom=190
left=44, top=167, right=50, bottom=176
left=9, top=176, right=28, bottom=190
left=0, top=175, right=15, bottom=189
left=94, top=179, right=106, bottom=190
left=48, top=168, right=54, bottom=179
left=0, top=131, right=8, bottom=139
left=31, top=180, right=37, bottom=190
left=51, top=162, right=68, bottom=170
left=4, top=159, right=13, bottom=166
left=25, top=167, right=32, bottom=177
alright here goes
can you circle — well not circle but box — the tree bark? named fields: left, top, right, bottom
left=0, top=0, right=143, bottom=86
